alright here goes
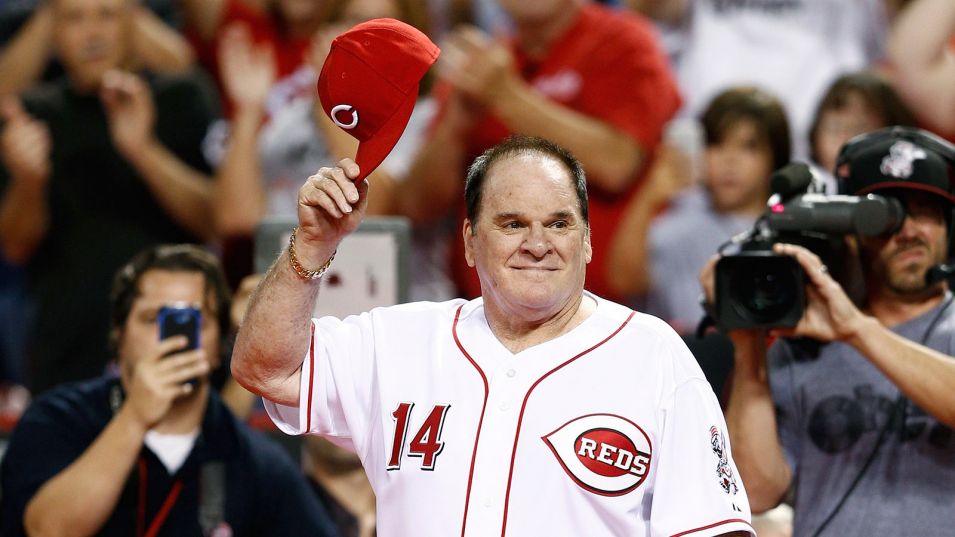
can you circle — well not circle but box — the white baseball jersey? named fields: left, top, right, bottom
left=266, top=293, right=755, bottom=536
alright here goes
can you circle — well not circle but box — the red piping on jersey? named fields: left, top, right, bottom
left=671, top=518, right=754, bottom=536
left=500, top=311, right=635, bottom=536
left=451, top=304, right=490, bottom=537
left=306, top=322, right=316, bottom=433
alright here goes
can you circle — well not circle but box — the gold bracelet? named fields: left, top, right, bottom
left=288, top=227, right=335, bottom=280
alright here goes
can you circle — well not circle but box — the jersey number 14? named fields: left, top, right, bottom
left=387, top=402, right=451, bottom=471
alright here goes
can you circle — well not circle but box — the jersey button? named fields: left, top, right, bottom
left=506, top=368, right=516, bottom=378
left=483, top=497, right=493, bottom=508
left=499, top=401, right=511, bottom=411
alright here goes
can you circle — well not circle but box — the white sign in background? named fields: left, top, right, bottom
left=259, top=217, right=411, bottom=320
left=276, top=230, right=401, bottom=319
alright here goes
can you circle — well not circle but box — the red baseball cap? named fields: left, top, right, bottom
left=317, top=18, right=440, bottom=181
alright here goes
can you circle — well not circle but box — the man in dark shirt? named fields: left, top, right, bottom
left=0, top=244, right=339, bottom=537
left=0, top=0, right=218, bottom=394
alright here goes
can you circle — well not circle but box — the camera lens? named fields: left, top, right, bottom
left=729, top=262, right=798, bottom=323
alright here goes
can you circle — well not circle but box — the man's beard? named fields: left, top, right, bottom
left=886, top=261, right=931, bottom=294
left=882, top=241, right=940, bottom=295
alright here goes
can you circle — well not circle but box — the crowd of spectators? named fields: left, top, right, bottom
left=1, top=0, right=954, bottom=535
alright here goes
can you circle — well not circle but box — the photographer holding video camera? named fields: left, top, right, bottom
left=700, top=126, right=955, bottom=536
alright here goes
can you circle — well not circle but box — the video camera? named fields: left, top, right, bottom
left=713, top=162, right=905, bottom=329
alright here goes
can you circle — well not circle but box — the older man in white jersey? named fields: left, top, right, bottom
left=233, top=135, right=754, bottom=536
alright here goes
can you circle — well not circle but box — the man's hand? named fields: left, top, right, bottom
left=437, top=25, right=519, bottom=110
left=0, top=96, right=51, bottom=187
left=218, top=24, right=275, bottom=112
left=642, top=142, right=695, bottom=205
left=295, top=159, right=369, bottom=266
left=699, top=254, right=767, bottom=364
left=100, top=70, right=156, bottom=162
left=699, top=254, right=720, bottom=311
left=699, top=245, right=870, bottom=343
left=770, top=243, right=869, bottom=342
left=124, top=336, right=210, bottom=429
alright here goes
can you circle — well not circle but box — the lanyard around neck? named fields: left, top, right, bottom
left=136, top=456, right=183, bottom=537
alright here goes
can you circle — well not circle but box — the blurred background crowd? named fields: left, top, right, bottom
left=1, top=0, right=954, bottom=534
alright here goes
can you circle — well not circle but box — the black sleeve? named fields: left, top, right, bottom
left=0, top=390, right=105, bottom=537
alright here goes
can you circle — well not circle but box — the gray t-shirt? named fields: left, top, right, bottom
left=646, top=187, right=754, bottom=333
left=769, top=294, right=955, bottom=536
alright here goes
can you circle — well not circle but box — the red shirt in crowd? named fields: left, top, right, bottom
left=444, top=4, right=682, bottom=301
left=187, top=0, right=312, bottom=117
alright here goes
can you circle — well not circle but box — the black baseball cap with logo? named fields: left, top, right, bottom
left=836, top=126, right=955, bottom=206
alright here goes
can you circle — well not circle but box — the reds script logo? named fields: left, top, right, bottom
left=330, top=104, right=359, bottom=129
left=880, top=140, right=926, bottom=179
left=542, top=414, right=652, bottom=496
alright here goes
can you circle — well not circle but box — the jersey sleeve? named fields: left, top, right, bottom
left=264, top=313, right=375, bottom=454
left=649, top=378, right=755, bottom=537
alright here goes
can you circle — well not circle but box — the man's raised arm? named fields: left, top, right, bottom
left=231, top=160, right=368, bottom=406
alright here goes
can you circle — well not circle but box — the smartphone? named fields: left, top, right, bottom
left=158, top=304, right=201, bottom=350
left=158, top=304, right=202, bottom=386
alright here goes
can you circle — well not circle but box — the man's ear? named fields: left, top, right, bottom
left=110, top=326, right=134, bottom=385
left=108, top=327, right=121, bottom=358
left=463, top=219, right=476, bottom=268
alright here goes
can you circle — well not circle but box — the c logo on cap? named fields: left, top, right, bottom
left=331, top=104, right=359, bottom=130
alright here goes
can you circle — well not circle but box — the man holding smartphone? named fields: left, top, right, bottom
left=0, top=244, right=338, bottom=537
